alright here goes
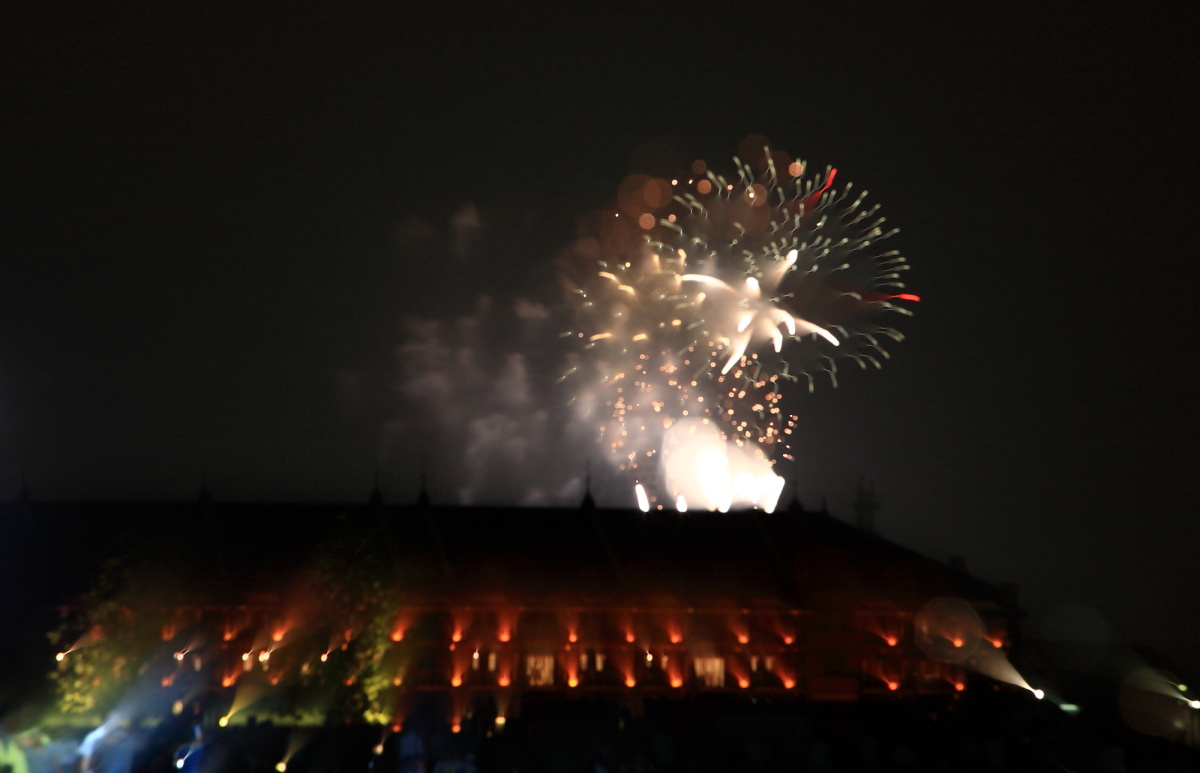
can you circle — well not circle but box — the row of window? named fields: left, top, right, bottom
left=522, top=652, right=730, bottom=687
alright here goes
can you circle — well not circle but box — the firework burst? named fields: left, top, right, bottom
left=562, top=146, right=918, bottom=512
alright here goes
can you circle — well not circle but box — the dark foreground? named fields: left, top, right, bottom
left=16, top=690, right=1200, bottom=773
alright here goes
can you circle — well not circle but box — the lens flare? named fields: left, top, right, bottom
left=914, top=598, right=983, bottom=663
left=565, top=145, right=916, bottom=509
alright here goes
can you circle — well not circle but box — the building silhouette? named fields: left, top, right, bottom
left=15, top=487, right=1021, bottom=731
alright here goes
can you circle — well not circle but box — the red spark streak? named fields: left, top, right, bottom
left=800, top=168, right=837, bottom=212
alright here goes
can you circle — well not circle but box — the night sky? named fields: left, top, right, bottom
left=3, top=6, right=1198, bottom=674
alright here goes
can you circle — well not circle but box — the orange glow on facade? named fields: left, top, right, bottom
left=497, top=609, right=518, bottom=643
left=731, top=617, right=750, bottom=645
left=451, top=723, right=460, bottom=734
left=451, top=609, right=472, bottom=642
left=565, top=652, right=579, bottom=686
left=391, top=612, right=412, bottom=641
left=162, top=624, right=176, bottom=641
left=93, top=511, right=1012, bottom=709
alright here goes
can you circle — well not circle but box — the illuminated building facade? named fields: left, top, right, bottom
left=22, top=493, right=1019, bottom=727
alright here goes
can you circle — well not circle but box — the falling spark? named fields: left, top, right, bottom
left=634, top=483, right=650, bottom=513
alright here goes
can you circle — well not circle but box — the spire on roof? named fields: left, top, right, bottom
left=580, top=460, right=596, bottom=510
left=852, top=477, right=880, bottom=533
left=415, top=458, right=431, bottom=508
left=786, top=460, right=803, bottom=514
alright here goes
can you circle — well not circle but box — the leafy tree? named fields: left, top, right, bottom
left=48, top=556, right=173, bottom=716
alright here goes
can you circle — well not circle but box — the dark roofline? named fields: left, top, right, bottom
left=0, top=499, right=1020, bottom=615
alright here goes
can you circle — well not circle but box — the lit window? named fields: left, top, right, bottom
left=595, top=652, right=606, bottom=672
left=750, top=656, right=759, bottom=673
left=694, top=657, right=725, bottom=688
left=526, top=655, right=555, bottom=686
left=487, top=652, right=497, bottom=672
left=580, top=652, right=589, bottom=671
